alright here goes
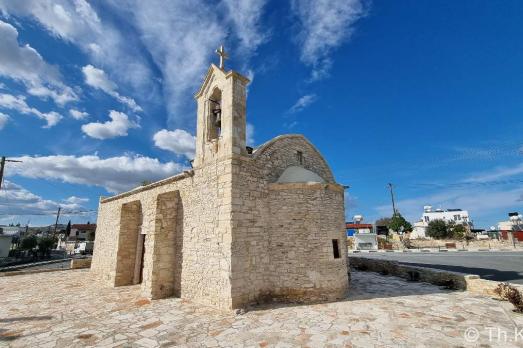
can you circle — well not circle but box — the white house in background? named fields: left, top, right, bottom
left=346, top=215, right=378, bottom=250
left=0, top=235, right=12, bottom=258
left=410, top=205, right=472, bottom=239
left=0, top=226, right=23, bottom=237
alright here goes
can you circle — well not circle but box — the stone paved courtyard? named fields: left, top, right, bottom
left=0, top=269, right=522, bottom=347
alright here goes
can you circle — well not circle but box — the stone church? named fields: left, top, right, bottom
left=91, top=48, right=349, bottom=310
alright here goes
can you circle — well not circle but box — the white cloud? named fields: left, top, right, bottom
left=82, top=65, right=142, bottom=112
left=1, top=0, right=268, bottom=126
left=0, top=93, right=62, bottom=127
left=81, top=110, right=139, bottom=140
left=0, top=0, right=154, bottom=99
left=153, top=129, right=196, bottom=159
left=291, top=0, right=367, bottom=80
left=64, top=196, right=89, bottom=204
left=0, top=112, right=9, bottom=129
left=246, top=123, right=255, bottom=146
left=288, top=94, right=317, bottom=114
left=5, top=154, right=186, bottom=193
left=0, top=180, right=86, bottom=216
left=465, top=163, right=523, bottom=183
left=0, top=19, right=77, bottom=105
left=69, top=109, right=89, bottom=120
left=222, top=0, right=268, bottom=56
left=103, top=0, right=267, bottom=127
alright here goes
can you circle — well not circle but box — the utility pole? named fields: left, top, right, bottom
left=53, top=207, right=61, bottom=235
left=0, top=156, right=22, bottom=189
left=388, top=183, right=397, bottom=216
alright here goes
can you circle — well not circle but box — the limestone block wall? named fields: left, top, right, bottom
left=91, top=159, right=235, bottom=310
left=229, top=135, right=348, bottom=307
left=266, top=183, right=348, bottom=302
left=141, top=191, right=179, bottom=299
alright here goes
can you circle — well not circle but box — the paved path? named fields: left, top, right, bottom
left=1, top=269, right=522, bottom=347
left=350, top=251, right=523, bottom=284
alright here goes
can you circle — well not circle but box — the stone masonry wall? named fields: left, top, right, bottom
left=253, top=135, right=335, bottom=184
left=229, top=135, right=348, bottom=307
left=266, top=183, right=348, bottom=302
left=91, top=158, right=234, bottom=310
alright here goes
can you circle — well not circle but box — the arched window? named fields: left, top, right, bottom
left=208, top=87, right=222, bottom=141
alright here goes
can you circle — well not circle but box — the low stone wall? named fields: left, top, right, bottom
left=71, top=258, right=92, bottom=269
left=349, top=256, right=523, bottom=299
left=349, top=257, right=467, bottom=289
left=409, top=238, right=513, bottom=250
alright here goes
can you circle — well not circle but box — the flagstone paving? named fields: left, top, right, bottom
left=0, top=269, right=521, bottom=347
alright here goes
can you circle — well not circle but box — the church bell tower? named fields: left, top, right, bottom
left=193, top=46, right=250, bottom=168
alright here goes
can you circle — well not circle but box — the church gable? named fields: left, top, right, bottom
left=253, top=134, right=335, bottom=183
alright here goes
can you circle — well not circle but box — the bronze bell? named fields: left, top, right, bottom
left=213, top=107, right=221, bottom=128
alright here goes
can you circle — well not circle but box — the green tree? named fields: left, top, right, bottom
left=389, top=213, right=413, bottom=233
left=65, top=220, right=71, bottom=238
left=37, top=236, right=55, bottom=257
left=87, top=230, right=95, bottom=241
left=426, top=219, right=449, bottom=239
left=20, top=235, right=37, bottom=250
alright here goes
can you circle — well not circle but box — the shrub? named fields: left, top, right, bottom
left=426, top=220, right=449, bottom=239
left=20, top=235, right=37, bottom=250
left=37, top=236, right=55, bottom=257
left=494, top=283, right=523, bottom=313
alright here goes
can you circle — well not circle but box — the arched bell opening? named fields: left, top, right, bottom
left=207, top=87, right=222, bottom=141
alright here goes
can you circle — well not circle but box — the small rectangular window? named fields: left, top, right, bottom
left=296, top=151, right=303, bottom=165
left=332, top=239, right=340, bottom=259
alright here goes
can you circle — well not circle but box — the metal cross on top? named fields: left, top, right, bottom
left=215, top=45, right=229, bottom=70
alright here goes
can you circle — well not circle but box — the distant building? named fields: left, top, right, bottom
left=0, top=225, right=23, bottom=237
left=498, top=212, right=523, bottom=242
left=411, top=205, right=472, bottom=239
left=0, top=235, right=12, bottom=257
left=347, top=215, right=378, bottom=250
left=68, top=224, right=96, bottom=242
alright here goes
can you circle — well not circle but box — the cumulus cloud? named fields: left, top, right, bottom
left=0, top=93, right=62, bottom=127
left=69, top=109, right=89, bottom=120
left=81, top=110, right=139, bottom=140
left=153, top=129, right=196, bottom=159
left=291, top=0, right=367, bottom=80
left=288, top=94, right=317, bottom=114
left=0, top=20, right=77, bottom=105
left=0, top=0, right=153, bottom=95
left=0, top=112, right=9, bottom=129
left=5, top=154, right=186, bottom=193
left=1, top=0, right=269, bottom=126
left=0, top=180, right=87, bottom=216
left=82, top=65, right=142, bottom=112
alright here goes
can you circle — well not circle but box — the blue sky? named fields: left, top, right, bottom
left=0, top=0, right=522, bottom=228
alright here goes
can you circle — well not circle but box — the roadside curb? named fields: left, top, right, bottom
left=349, top=248, right=523, bottom=254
